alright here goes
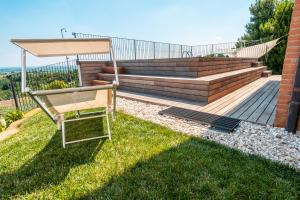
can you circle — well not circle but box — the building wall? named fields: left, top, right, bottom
left=274, top=0, right=300, bottom=129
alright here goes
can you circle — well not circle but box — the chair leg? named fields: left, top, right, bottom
left=112, top=88, right=117, bottom=121
left=61, top=120, right=66, bottom=148
left=105, top=108, right=111, bottom=140
left=57, top=120, right=61, bottom=130
left=56, top=114, right=64, bottom=130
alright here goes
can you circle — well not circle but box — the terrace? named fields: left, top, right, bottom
left=1, top=11, right=300, bottom=200
left=79, top=57, right=277, bottom=127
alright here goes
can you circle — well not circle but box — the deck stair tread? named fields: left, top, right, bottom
left=97, top=66, right=266, bottom=103
left=116, top=75, right=281, bottom=126
left=80, top=58, right=266, bottom=103
left=92, top=80, right=111, bottom=85
left=196, top=66, right=266, bottom=82
left=98, top=66, right=266, bottom=84
left=262, top=70, right=272, bottom=77
left=251, top=62, right=264, bottom=67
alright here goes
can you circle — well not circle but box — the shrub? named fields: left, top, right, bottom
left=204, top=53, right=228, bottom=58
left=1, top=83, right=9, bottom=90
left=46, top=80, right=69, bottom=90
left=0, top=116, right=6, bottom=132
left=5, top=110, right=23, bottom=126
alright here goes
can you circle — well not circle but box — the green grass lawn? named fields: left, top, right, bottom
left=0, top=111, right=299, bottom=199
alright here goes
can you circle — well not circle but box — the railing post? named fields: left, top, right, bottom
left=168, top=43, right=171, bottom=59
left=153, top=42, right=156, bottom=59
left=133, top=39, right=137, bottom=60
left=72, top=32, right=80, bottom=61
left=9, top=75, right=20, bottom=110
left=180, top=45, right=183, bottom=58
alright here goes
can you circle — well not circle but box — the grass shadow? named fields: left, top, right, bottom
left=77, top=138, right=300, bottom=200
left=0, top=117, right=106, bottom=198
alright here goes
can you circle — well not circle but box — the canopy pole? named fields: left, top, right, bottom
left=110, top=46, right=119, bottom=85
left=21, top=49, right=27, bottom=93
left=76, top=60, right=83, bottom=86
left=110, top=44, right=118, bottom=118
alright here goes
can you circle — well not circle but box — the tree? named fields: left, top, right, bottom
left=240, top=0, right=294, bottom=74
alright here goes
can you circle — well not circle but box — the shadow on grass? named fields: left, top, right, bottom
left=77, top=138, right=300, bottom=200
left=0, top=117, right=106, bottom=198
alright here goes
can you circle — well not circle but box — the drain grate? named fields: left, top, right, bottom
left=159, top=107, right=241, bottom=132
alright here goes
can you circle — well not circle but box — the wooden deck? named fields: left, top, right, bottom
left=118, top=75, right=281, bottom=125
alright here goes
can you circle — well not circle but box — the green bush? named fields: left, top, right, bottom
left=46, top=80, right=69, bottom=90
left=204, top=53, right=228, bottom=58
left=239, top=0, right=294, bottom=74
left=0, top=116, right=6, bottom=132
left=5, top=110, right=23, bottom=126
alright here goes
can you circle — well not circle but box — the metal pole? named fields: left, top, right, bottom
left=168, top=43, right=171, bottom=59
left=60, top=28, right=69, bottom=62
left=76, top=60, right=83, bottom=87
left=110, top=45, right=119, bottom=85
left=21, top=49, right=27, bottom=93
left=180, top=45, right=183, bottom=58
left=133, top=39, right=137, bottom=60
left=60, top=28, right=72, bottom=81
left=153, top=42, right=156, bottom=59
left=72, top=32, right=80, bottom=61
left=9, top=75, right=20, bottom=110
left=110, top=42, right=119, bottom=118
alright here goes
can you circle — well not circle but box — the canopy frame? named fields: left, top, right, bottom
left=11, top=38, right=119, bottom=148
left=11, top=38, right=119, bottom=93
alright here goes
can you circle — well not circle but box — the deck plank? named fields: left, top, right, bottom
left=199, top=78, right=266, bottom=112
left=225, top=81, right=276, bottom=118
left=246, top=82, right=280, bottom=123
left=232, top=83, right=278, bottom=120
left=205, top=79, right=267, bottom=114
left=257, top=92, right=279, bottom=125
left=267, top=106, right=277, bottom=125
left=117, top=75, right=281, bottom=126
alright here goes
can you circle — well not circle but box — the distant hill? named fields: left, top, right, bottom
left=0, top=67, right=21, bottom=73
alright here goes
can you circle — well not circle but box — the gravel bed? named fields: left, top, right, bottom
left=117, top=97, right=300, bottom=170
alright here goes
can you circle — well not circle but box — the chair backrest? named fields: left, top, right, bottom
left=43, top=89, right=112, bottom=114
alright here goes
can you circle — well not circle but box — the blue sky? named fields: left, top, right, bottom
left=0, top=0, right=255, bottom=66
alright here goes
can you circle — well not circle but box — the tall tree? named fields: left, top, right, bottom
left=240, top=0, right=294, bottom=74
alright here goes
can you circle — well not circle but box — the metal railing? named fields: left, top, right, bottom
left=72, top=32, right=247, bottom=60
left=7, top=34, right=270, bottom=111
left=8, top=60, right=79, bottom=111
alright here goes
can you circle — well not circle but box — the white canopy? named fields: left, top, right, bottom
left=10, top=38, right=111, bottom=57
left=234, top=39, right=279, bottom=58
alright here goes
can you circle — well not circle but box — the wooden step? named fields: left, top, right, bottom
left=97, top=67, right=265, bottom=103
left=252, top=62, right=263, bottom=67
left=102, top=66, right=125, bottom=74
left=79, top=58, right=259, bottom=82
left=262, top=70, right=272, bottom=77
left=197, top=66, right=266, bottom=83
left=121, top=63, right=253, bottom=78
left=92, top=80, right=111, bottom=86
